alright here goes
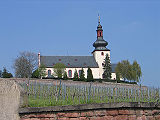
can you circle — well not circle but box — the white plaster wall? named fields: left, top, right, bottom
left=45, top=68, right=54, bottom=76
left=65, top=68, right=87, bottom=78
left=90, top=68, right=100, bottom=79
left=45, top=67, right=99, bottom=79
left=111, top=73, right=116, bottom=80
left=46, top=67, right=116, bottom=80
left=92, top=51, right=110, bottom=79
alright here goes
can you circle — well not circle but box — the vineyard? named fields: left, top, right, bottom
left=19, top=80, right=160, bottom=107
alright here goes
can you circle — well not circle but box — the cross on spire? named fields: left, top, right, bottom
left=98, top=14, right=100, bottom=25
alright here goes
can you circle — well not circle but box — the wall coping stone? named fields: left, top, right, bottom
left=19, top=102, right=160, bottom=114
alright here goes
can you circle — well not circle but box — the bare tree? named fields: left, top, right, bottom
left=13, top=51, right=38, bottom=78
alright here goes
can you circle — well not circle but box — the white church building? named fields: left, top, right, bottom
left=38, top=17, right=116, bottom=79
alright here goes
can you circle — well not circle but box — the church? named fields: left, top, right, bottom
left=38, top=16, right=116, bottom=79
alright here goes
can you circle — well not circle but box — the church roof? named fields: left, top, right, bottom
left=40, top=56, right=117, bottom=72
left=40, top=56, right=99, bottom=68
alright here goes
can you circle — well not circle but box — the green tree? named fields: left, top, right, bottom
left=53, top=63, right=66, bottom=78
left=115, top=62, right=122, bottom=80
left=103, top=54, right=112, bottom=79
left=115, top=60, right=131, bottom=81
left=73, top=69, right=78, bottom=80
left=2, top=67, right=13, bottom=78
left=87, top=67, right=93, bottom=82
left=126, top=63, right=133, bottom=82
left=132, top=60, right=142, bottom=82
left=79, top=68, right=85, bottom=81
left=63, top=71, right=68, bottom=80
left=38, top=64, right=46, bottom=78
left=31, top=69, right=39, bottom=78
left=115, top=60, right=142, bottom=83
left=32, top=64, right=46, bottom=78
left=116, top=72, right=120, bottom=81
left=121, top=60, right=130, bottom=81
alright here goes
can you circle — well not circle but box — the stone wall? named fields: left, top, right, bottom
left=19, top=102, right=160, bottom=120
left=0, top=79, right=20, bottom=120
left=1, top=78, right=158, bottom=120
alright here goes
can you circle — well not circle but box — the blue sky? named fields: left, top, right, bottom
left=0, top=0, right=159, bottom=87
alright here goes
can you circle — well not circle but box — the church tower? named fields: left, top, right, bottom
left=92, top=15, right=110, bottom=78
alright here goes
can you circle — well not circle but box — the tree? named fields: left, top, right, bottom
left=2, top=67, right=13, bottom=78
left=103, top=53, right=112, bottom=79
left=79, top=68, right=85, bottom=80
left=73, top=69, right=78, bottom=80
left=32, top=64, right=46, bottom=78
left=115, top=62, right=123, bottom=80
left=31, top=69, right=39, bottom=78
left=38, top=64, right=46, bottom=78
left=115, top=60, right=142, bottom=83
left=116, top=72, right=120, bottom=81
left=115, top=60, right=131, bottom=81
left=87, top=67, right=93, bottom=82
left=121, top=60, right=130, bottom=81
left=126, top=63, right=133, bottom=82
left=13, top=51, right=38, bottom=78
left=63, top=71, right=68, bottom=80
left=53, top=63, right=66, bottom=78
left=132, top=60, right=142, bottom=82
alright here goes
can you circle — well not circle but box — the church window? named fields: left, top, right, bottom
left=48, top=70, right=51, bottom=77
left=101, top=52, right=104, bottom=56
left=79, top=70, right=82, bottom=76
left=68, top=70, right=72, bottom=77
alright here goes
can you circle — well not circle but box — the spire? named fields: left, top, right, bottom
left=97, top=14, right=102, bottom=30
left=92, top=15, right=109, bottom=52
left=98, top=14, right=100, bottom=25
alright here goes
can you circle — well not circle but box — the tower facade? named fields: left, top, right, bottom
left=92, top=16, right=110, bottom=79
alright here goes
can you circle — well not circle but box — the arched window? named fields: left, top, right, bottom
left=68, top=70, right=72, bottom=78
left=100, top=32, right=101, bottom=36
left=48, top=70, right=51, bottom=77
left=79, top=70, right=82, bottom=77
left=101, top=52, right=104, bottom=56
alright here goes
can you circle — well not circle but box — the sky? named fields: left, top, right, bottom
left=0, top=0, right=159, bottom=87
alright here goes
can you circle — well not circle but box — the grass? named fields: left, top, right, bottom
left=20, top=81, right=160, bottom=107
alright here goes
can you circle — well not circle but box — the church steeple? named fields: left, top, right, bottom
left=93, top=15, right=109, bottom=52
